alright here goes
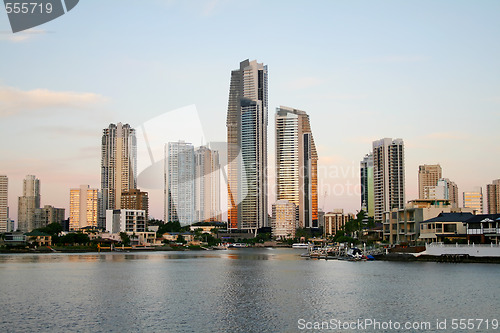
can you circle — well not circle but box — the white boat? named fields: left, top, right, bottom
left=292, top=243, right=309, bottom=249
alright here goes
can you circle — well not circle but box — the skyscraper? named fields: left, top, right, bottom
left=18, top=175, right=41, bottom=232
left=360, top=153, right=374, bottom=218
left=121, top=189, right=149, bottom=221
left=69, top=185, right=99, bottom=230
left=226, top=59, right=268, bottom=231
left=100, top=123, right=137, bottom=227
left=194, top=146, right=221, bottom=222
left=463, top=188, right=483, bottom=214
left=373, top=138, right=405, bottom=222
left=424, top=178, right=459, bottom=208
left=418, top=164, right=442, bottom=199
left=275, top=106, right=318, bottom=228
left=165, top=141, right=195, bottom=225
left=0, top=175, right=7, bottom=232
left=487, top=179, right=500, bottom=214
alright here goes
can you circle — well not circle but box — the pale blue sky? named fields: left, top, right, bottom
left=1, top=1, right=499, bottom=219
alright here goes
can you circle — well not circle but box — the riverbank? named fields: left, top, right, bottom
left=374, top=252, right=500, bottom=263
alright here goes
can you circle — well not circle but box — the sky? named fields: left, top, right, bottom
left=1, top=0, right=500, bottom=221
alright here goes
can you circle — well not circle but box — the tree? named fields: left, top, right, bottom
left=119, top=232, right=130, bottom=246
left=176, top=234, right=186, bottom=244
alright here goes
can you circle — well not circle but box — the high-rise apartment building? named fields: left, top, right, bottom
left=486, top=179, right=500, bottom=214
left=100, top=123, right=137, bottom=228
left=194, top=146, right=221, bottom=222
left=275, top=106, right=318, bottom=228
left=18, top=175, right=41, bottom=232
left=373, top=138, right=405, bottom=222
left=226, top=59, right=268, bottom=231
left=360, top=153, right=374, bottom=218
left=271, top=200, right=297, bottom=239
left=424, top=178, right=459, bottom=208
left=463, top=188, right=483, bottom=214
left=324, top=209, right=352, bottom=237
left=69, top=185, right=99, bottom=230
left=121, top=189, right=149, bottom=221
left=165, top=141, right=195, bottom=225
left=0, top=175, right=7, bottom=232
left=106, top=209, right=146, bottom=234
left=418, top=164, right=442, bottom=199
left=34, top=205, right=65, bottom=230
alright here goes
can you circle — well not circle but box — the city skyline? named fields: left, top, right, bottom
left=1, top=1, right=500, bottom=220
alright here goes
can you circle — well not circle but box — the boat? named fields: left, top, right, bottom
left=292, top=243, right=309, bottom=249
left=227, top=243, right=249, bottom=248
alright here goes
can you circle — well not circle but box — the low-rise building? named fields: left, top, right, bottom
left=419, top=212, right=474, bottom=243
left=162, top=232, right=194, bottom=243
left=3, top=232, right=26, bottom=246
left=465, top=214, right=500, bottom=244
left=24, top=230, right=52, bottom=246
left=189, top=222, right=226, bottom=234
left=383, top=199, right=475, bottom=245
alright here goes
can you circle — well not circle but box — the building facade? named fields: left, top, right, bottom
left=100, top=123, right=137, bottom=228
left=418, top=164, right=442, bottom=199
left=106, top=209, right=146, bottom=234
left=463, top=188, right=483, bottom=214
left=18, top=175, right=41, bottom=232
left=121, top=188, right=149, bottom=221
left=34, top=205, right=65, bottom=230
left=271, top=200, right=297, bottom=239
left=383, top=199, right=475, bottom=244
left=324, top=209, right=352, bottom=237
left=0, top=175, right=7, bottom=232
left=165, top=141, right=195, bottom=225
left=372, top=138, right=405, bottom=222
left=194, top=146, right=221, bottom=222
left=275, top=106, right=318, bottom=228
left=69, top=185, right=99, bottom=230
left=487, top=179, right=500, bottom=214
left=360, top=153, right=374, bottom=218
left=226, top=59, right=268, bottom=231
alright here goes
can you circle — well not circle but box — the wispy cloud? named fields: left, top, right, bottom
left=362, top=55, right=429, bottom=64
left=286, top=77, right=323, bottom=90
left=0, top=86, right=107, bottom=117
left=0, top=29, right=47, bottom=43
left=422, top=132, right=465, bottom=140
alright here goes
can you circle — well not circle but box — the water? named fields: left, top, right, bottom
left=1, top=248, right=499, bottom=332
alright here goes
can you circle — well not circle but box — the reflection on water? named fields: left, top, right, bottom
left=1, top=249, right=500, bottom=332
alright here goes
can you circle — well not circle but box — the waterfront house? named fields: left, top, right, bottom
left=465, top=214, right=500, bottom=244
left=24, top=230, right=52, bottom=247
left=419, top=212, right=473, bottom=243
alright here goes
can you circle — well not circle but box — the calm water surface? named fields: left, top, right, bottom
left=0, top=248, right=499, bottom=332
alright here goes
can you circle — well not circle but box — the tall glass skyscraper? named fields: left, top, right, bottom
left=194, top=146, right=221, bottom=222
left=360, top=153, right=374, bottom=218
left=226, top=59, right=268, bottom=231
left=165, top=141, right=195, bottom=225
left=100, top=123, right=137, bottom=228
left=275, top=106, right=318, bottom=228
left=372, top=138, right=405, bottom=222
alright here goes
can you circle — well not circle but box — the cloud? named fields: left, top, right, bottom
left=0, top=86, right=107, bottom=117
left=362, top=55, right=429, bottom=64
left=286, top=77, right=323, bottom=90
left=422, top=132, right=465, bottom=140
left=0, top=29, right=47, bottom=43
